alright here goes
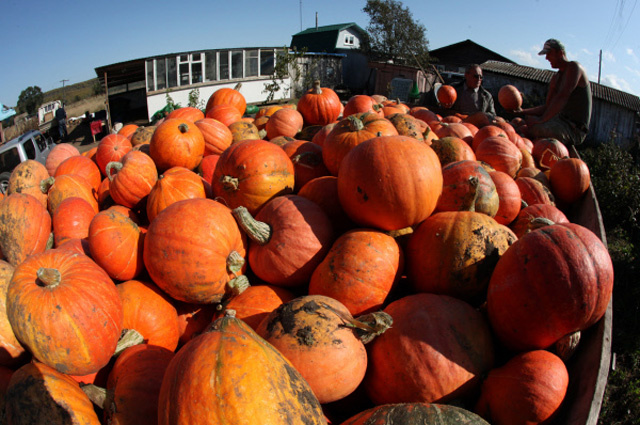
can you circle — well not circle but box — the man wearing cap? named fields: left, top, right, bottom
left=517, top=39, right=592, bottom=146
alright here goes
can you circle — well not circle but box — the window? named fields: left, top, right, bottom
left=156, top=58, right=167, bottom=90
left=23, top=139, right=36, bottom=160
left=344, top=35, right=354, bottom=45
left=205, top=52, right=217, bottom=81
left=219, top=51, right=229, bottom=80
left=231, top=50, right=243, bottom=79
left=260, top=50, right=275, bottom=75
left=0, top=147, right=20, bottom=172
left=146, top=60, right=154, bottom=91
left=34, top=133, right=47, bottom=152
left=167, top=57, right=177, bottom=88
left=245, top=50, right=259, bottom=77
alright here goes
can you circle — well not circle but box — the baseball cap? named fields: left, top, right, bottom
left=538, top=39, right=565, bottom=55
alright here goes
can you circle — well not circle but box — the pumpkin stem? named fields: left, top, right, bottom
left=521, top=199, right=529, bottom=209
left=347, top=115, right=365, bottom=132
left=233, top=82, right=243, bottom=92
left=460, top=176, right=480, bottom=212
left=311, top=80, right=323, bottom=95
left=227, top=275, right=250, bottom=297
left=220, top=175, right=240, bottom=192
left=115, top=329, right=144, bottom=356
left=353, top=311, right=394, bottom=344
left=225, top=309, right=237, bottom=318
left=231, top=206, right=271, bottom=245
left=178, top=123, right=189, bottom=134
left=528, top=216, right=555, bottom=231
left=291, top=151, right=322, bottom=169
left=226, top=250, right=245, bottom=276
left=36, top=267, right=61, bottom=288
left=553, top=331, right=581, bottom=361
left=81, top=384, right=108, bottom=409
left=105, top=161, right=123, bottom=182
left=46, top=232, right=54, bottom=250
left=386, top=226, right=414, bottom=239
left=40, top=176, right=55, bottom=194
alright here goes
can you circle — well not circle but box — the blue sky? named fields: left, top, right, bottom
left=1, top=0, right=638, bottom=107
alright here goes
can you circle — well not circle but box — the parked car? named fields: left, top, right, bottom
left=0, top=130, right=54, bottom=194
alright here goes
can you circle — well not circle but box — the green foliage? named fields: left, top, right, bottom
left=165, top=91, right=181, bottom=111
left=263, top=48, right=306, bottom=102
left=362, top=0, right=430, bottom=68
left=187, top=88, right=205, bottom=110
left=17, top=86, right=44, bottom=115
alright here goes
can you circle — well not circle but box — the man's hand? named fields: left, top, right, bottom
left=526, top=115, right=543, bottom=126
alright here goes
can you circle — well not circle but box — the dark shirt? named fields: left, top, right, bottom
left=55, top=107, right=67, bottom=121
left=451, top=81, right=496, bottom=116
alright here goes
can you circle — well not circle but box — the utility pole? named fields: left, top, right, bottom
left=60, top=79, right=69, bottom=104
left=598, top=50, right=602, bottom=84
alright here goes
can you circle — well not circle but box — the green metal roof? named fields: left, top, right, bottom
left=292, top=22, right=364, bottom=36
left=291, top=22, right=366, bottom=53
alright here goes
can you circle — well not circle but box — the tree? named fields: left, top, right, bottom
left=17, top=86, right=44, bottom=115
left=362, top=0, right=430, bottom=68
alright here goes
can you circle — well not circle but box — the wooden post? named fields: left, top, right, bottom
left=104, top=71, right=112, bottom=134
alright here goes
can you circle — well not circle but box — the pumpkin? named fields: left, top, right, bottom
left=297, top=80, right=343, bottom=125
left=205, top=104, right=242, bottom=126
left=54, top=154, right=102, bottom=193
left=130, top=126, right=156, bottom=146
left=532, top=137, right=569, bottom=169
left=343, top=94, right=383, bottom=118
left=516, top=166, right=550, bottom=187
left=44, top=173, right=99, bottom=215
left=490, top=170, right=522, bottom=225
left=491, top=120, right=519, bottom=143
left=0, top=260, right=27, bottom=367
left=265, top=107, right=304, bottom=139
left=211, top=139, right=295, bottom=215
left=45, top=142, right=80, bottom=176
left=167, top=106, right=205, bottom=122
left=471, top=125, right=509, bottom=151
left=387, top=113, right=425, bottom=141
left=282, top=139, right=331, bottom=192
left=341, top=403, right=490, bottom=425
left=475, top=135, right=523, bottom=178
left=407, top=211, right=516, bottom=303
left=232, top=195, right=334, bottom=287
left=257, top=295, right=384, bottom=404
left=308, top=229, right=403, bottom=316
left=7, top=249, right=123, bottom=376
left=52, top=196, right=96, bottom=246
left=311, top=122, right=337, bottom=147
left=0, top=193, right=51, bottom=267
left=549, top=157, right=591, bottom=204
left=220, top=284, right=295, bottom=331
left=338, top=135, right=443, bottom=231
left=106, top=150, right=158, bottom=210
left=205, top=83, right=247, bottom=115
left=228, top=120, right=261, bottom=143
left=430, top=136, right=476, bottom=166
left=436, top=160, right=499, bottom=217
left=437, top=84, right=457, bottom=108
left=174, top=301, right=217, bottom=347
left=150, top=119, right=205, bottom=172
left=297, top=124, right=325, bottom=142
left=143, top=198, right=247, bottom=304
left=298, top=175, right=355, bottom=234
left=104, top=344, right=175, bottom=425
left=442, top=114, right=463, bottom=123
left=3, top=361, right=101, bottom=424
left=516, top=176, right=555, bottom=207
left=158, top=312, right=326, bottom=424
left=475, top=350, right=569, bottom=425
left=364, top=293, right=495, bottom=405
left=487, top=222, right=614, bottom=351
left=464, top=111, right=493, bottom=128
left=497, top=85, right=523, bottom=111
left=323, top=112, right=399, bottom=176
left=510, top=203, right=569, bottom=238
left=88, top=209, right=145, bottom=281
left=7, top=159, right=49, bottom=207
left=194, top=117, right=233, bottom=155
left=96, top=134, right=132, bottom=176
left=435, top=122, right=473, bottom=144
left=146, top=166, right=206, bottom=222
left=82, top=146, right=98, bottom=162
left=118, top=124, right=139, bottom=138
left=117, top=280, right=180, bottom=351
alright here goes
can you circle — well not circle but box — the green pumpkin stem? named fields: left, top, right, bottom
left=226, top=250, right=245, bottom=276
left=352, top=311, right=394, bottom=344
left=46, top=232, right=55, bottom=250
left=105, top=161, right=123, bottom=182
left=220, top=175, right=240, bottom=192
left=231, top=206, right=271, bottom=245
left=115, top=329, right=144, bottom=356
left=528, top=217, right=556, bottom=231
left=347, top=115, right=365, bottom=132
left=178, top=123, right=189, bottom=134
left=81, top=384, right=108, bottom=409
left=36, top=267, right=61, bottom=288
left=40, top=176, right=55, bottom=194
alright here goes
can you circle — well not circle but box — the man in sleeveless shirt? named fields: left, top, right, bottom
left=518, top=39, right=592, bottom=146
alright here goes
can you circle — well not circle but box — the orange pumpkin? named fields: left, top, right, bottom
left=45, top=143, right=80, bottom=176
left=549, top=157, right=591, bottom=204
left=106, top=150, right=158, bottom=210
left=497, top=84, right=523, bottom=111
left=436, top=160, right=499, bottom=218
left=54, top=154, right=102, bottom=193
left=118, top=124, right=139, bottom=139
left=343, top=94, right=383, bottom=118
left=7, top=159, right=50, bottom=207
left=194, top=118, right=233, bottom=155
left=150, top=119, right=205, bottom=172
left=387, top=113, right=425, bottom=141
left=220, top=284, right=295, bottom=331
left=45, top=173, right=99, bottom=215
left=509, top=203, right=569, bottom=239
left=52, top=196, right=96, bottom=247
left=166, top=106, right=205, bottom=123
left=471, top=125, right=509, bottom=151
left=489, top=170, right=522, bottom=225
left=204, top=104, right=242, bottom=127
left=516, top=176, right=555, bottom=207
left=0, top=260, right=28, bottom=367
left=265, top=108, right=304, bottom=139
left=298, top=175, right=355, bottom=234
left=96, top=134, right=132, bottom=176
left=297, top=80, right=343, bottom=125
left=205, top=84, right=247, bottom=115
left=475, top=135, right=523, bottom=178
left=437, top=84, right=457, bottom=108
left=146, top=166, right=206, bottom=222
left=282, top=139, right=331, bottom=192
left=430, top=136, right=476, bottom=166
left=532, top=137, right=570, bottom=170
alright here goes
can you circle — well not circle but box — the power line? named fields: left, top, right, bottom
left=601, top=0, right=623, bottom=51
left=611, top=0, right=638, bottom=52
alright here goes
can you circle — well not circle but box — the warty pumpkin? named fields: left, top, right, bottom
left=194, top=118, right=233, bottom=155
left=6, top=159, right=50, bottom=207
left=341, top=403, right=490, bottom=425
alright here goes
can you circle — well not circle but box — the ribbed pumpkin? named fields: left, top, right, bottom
left=434, top=122, right=473, bottom=144
left=338, top=135, right=442, bottom=231
left=487, top=222, right=614, bottom=351
left=532, top=137, right=569, bottom=169
left=212, top=139, right=295, bottom=215
left=146, top=166, right=206, bottom=222
left=143, top=198, right=247, bottom=304
left=6, top=249, right=123, bottom=375
left=298, top=175, right=355, bottom=234
left=475, top=135, right=523, bottom=178
left=167, top=106, right=205, bottom=122
left=52, top=196, right=96, bottom=246
left=407, top=211, right=516, bottom=303
left=257, top=295, right=381, bottom=404
left=117, top=280, right=180, bottom=351
left=323, top=112, right=399, bottom=176
left=106, top=150, right=158, bottom=210
left=220, top=284, right=296, bottom=331
left=118, top=124, right=139, bottom=139
left=311, top=122, right=337, bottom=147
left=431, top=136, right=476, bottom=166
left=516, top=176, right=555, bottom=207
left=44, top=173, right=99, bottom=215
left=341, top=403, right=490, bottom=425
left=205, top=83, right=247, bottom=115
left=150, top=119, right=205, bottom=172
left=158, top=311, right=326, bottom=425
left=45, top=142, right=80, bottom=176
left=343, top=94, right=383, bottom=118
left=54, top=154, right=102, bottom=193
left=205, top=104, right=242, bottom=127
left=364, top=293, right=495, bottom=405
left=471, top=125, right=509, bottom=151
left=509, top=203, right=569, bottom=238
left=0, top=260, right=27, bottom=367
left=7, top=159, right=50, bottom=207
left=104, top=344, right=175, bottom=425
left=475, top=350, right=569, bottom=425
left=282, top=139, right=331, bottom=192
left=88, top=209, right=145, bottom=281
left=387, top=113, right=425, bottom=141
left=489, top=170, right=522, bottom=225
left=194, top=118, right=233, bottom=155
left=232, top=195, right=334, bottom=287
left=265, top=107, right=304, bottom=139
left=297, top=80, right=342, bottom=125
left=549, top=157, right=591, bottom=204
left=3, top=361, right=101, bottom=425
left=0, top=193, right=51, bottom=267
left=436, top=160, right=499, bottom=217
left=308, top=229, right=403, bottom=316
left=96, top=134, right=132, bottom=176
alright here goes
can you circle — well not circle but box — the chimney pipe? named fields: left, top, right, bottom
left=315, top=12, right=318, bottom=30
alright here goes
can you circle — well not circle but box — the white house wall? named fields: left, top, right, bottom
left=146, top=77, right=291, bottom=121
left=337, top=29, right=361, bottom=50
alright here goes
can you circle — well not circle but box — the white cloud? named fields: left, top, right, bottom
left=603, top=51, right=616, bottom=63
left=626, top=48, right=639, bottom=63
left=582, top=48, right=594, bottom=56
left=600, top=74, right=633, bottom=93
left=510, top=48, right=543, bottom=67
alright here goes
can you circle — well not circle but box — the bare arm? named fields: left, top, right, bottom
left=538, top=62, right=582, bottom=122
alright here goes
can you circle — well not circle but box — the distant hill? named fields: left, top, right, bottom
left=43, top=78, right=103, bottom=104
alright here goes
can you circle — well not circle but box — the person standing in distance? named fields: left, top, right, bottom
left=451, top=64, right=496, bottom=117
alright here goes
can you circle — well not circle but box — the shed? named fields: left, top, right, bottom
left=429, top=39, right=515, bottom=78
left=481, top=60, right=640, bottom=148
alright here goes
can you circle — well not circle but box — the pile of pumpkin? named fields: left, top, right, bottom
left=0, top=80, right=613, bottom=425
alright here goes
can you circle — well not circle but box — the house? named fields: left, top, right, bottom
left=290, top=22, right=369, bottom=95
left=481, top=60, right=640, bottom=148
left=428, top=39, right=515, bottom=81
left=94, top=47, right=290, bottom=125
